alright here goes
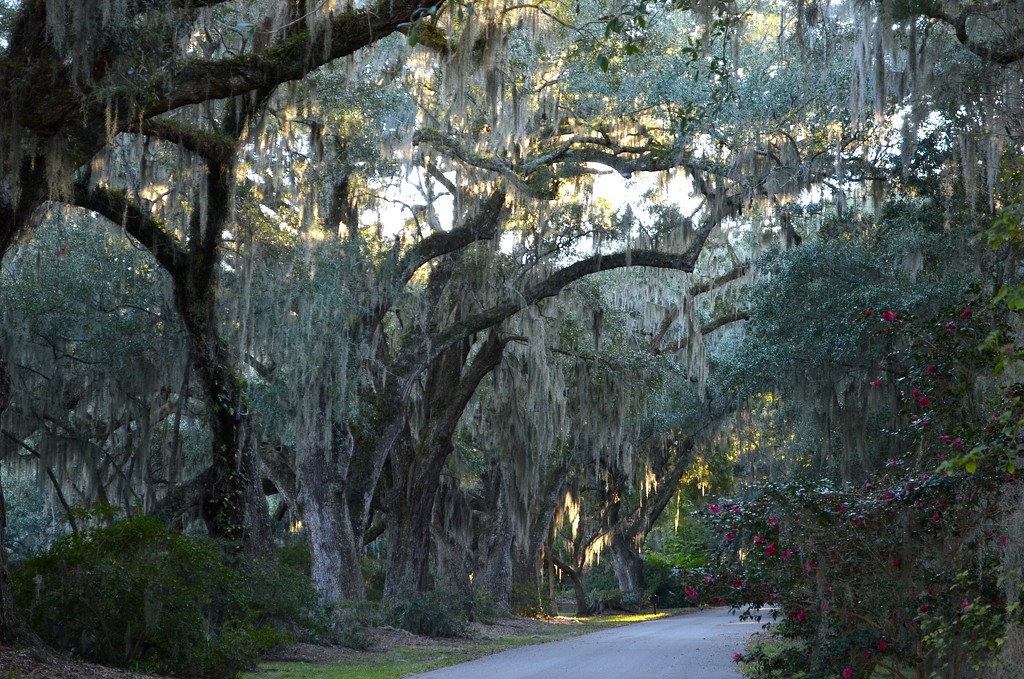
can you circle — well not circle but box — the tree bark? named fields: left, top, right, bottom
left=472, top=463, right=514, bottom=612
left=610, top=531, right=645, bottom=603
left=511, top=464, right=567, bottom=615
left=383, top=331, right=509, bottom=602
left=295, top=380, right=366, bottom=602
left=0, top=354, right=32, bottom=645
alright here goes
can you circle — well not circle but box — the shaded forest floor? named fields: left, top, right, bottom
left=2, top=612, right=676, bottom=679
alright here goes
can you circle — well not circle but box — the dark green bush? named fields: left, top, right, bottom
left=385, top=589, right=469, bottom=637
left=12, top=515, right=303, bottom=678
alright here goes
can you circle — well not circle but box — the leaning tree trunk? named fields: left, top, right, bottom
left=383, top=331, right=508, bottom=603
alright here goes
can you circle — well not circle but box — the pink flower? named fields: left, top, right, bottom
left=962, top=308, right=973, bottom=318
left=765, top=542, right=776, bottom=557
left=796, top=610, right=806, bottom=622
left=918, top=396, right=930, bottom=407
left=884, top=491, right=895, bottom=500
left=753, top=535, right=765, bottom=544
left=708, top=504, right=720, bottom=514
left=945, top=321, right=957, bottom=333
left=872, top=378, right=882, bottom=387
left=725, top=532, right=736, bottom=544
left=881, top=310, right=897, bottom=321
left=877, top=640, right=889, bottom=651
left=912, top=388, right=920, bottom=398
left=953, top=438, right=963, bottom=448
left=961, top=600, right=972, bottom=609
left=864, top=308, right=874, bottom=316
left=931, top=513, right=941, bottom=522
left=732, top=653, right=743, bottom=663
left=927, top=364, right=938, bottom=374
left=939, top=434, right=951, bottom=443
left=685, top=587, right=698, bottom=599
left=769, top=517, right=780, bottom=527
left=1000, top=535, right=1008, bottom=546
left=842, top=667, right=854, bottom=678
left=806, top=560, right=818, bottom=571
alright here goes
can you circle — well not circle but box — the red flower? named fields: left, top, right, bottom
left=872, top=378, right=882, bottom=387
left=881, top=310, right=897, bottom=321
left=708, top=504, right=720, bottom=514
left=918, top=396, right=930, bottom=407
left=842, top=667, right=854, bottom=678
left=912, top=388, right=920, bottom=398
left=796, top=610, right=806, bottom=622
left=931, top=513, right=941, bottom=522
left=765, top=542, right=776, bottom=557
left=962, top=308, right=973, bottom=318
left=877, top=640, right=889, bottom=652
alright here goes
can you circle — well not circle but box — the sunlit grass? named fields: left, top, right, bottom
left=242, top=610, right=682, bottom=679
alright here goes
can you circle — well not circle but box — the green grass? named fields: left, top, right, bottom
left=243, top=611, right=678, bottom=679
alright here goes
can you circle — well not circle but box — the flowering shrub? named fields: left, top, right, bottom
left=686, top=298, right=1023, bottom=678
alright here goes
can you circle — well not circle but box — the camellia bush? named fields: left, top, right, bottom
left=686, top=297, right=1024, bottom=678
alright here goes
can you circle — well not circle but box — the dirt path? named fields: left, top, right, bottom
left=405, top=607, right=760, bottom=679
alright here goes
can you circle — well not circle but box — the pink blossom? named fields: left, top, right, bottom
left=753, top=535, right=765, bottom=544
left=945, top=321, right=957, bottom=333
left=769, top=517, right=780, bottom=527
left=842, top=667, right=854, bottom=678
left=732, top=653, right=743, bottom=663
left=725, top=532, right=736, bottom=544
left=884, top=491, right=895, bottom=500
left=796, top=610, right=806, bottom=622
left=881, top=310, right=897, bottom=321
left=1000, top=535, right=1008, bottom=546
left=940, top=434, right=951, bottom=443
left=685, top=587, right=697, bottom=599
left=918, top=396, right=930, bottom=407
left=864, top=308, right=874, bottom=316
left=765, top=542, right=776, bottom=557
left=961, top=600, right=972, bottom=609
left=931, top=513, right=941, bottom=522
left=953, top=438, right=963, bottom=448
left=708, top=504, right=720, bottom=514
left=962, top=308, right=973, bottom=318
left=927, top=364, right=938, bottom=374
left=872, top=378, right=882, bottom=387
left=912, top=388, right=920, bottom=398
left=806, top=560, right=818, bottom=571
left=877, top=640, right=889, bottom=651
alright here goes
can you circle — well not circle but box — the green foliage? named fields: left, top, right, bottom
left=385, top=589, right=470, bottom=637
left=688, top=299, right=1023, bottom=678
left=11, top=516, right=318, bottom=678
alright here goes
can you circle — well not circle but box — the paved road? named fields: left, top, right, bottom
left=407, top=607, right=761, bottom=679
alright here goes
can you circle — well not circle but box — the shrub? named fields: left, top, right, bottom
left=687, top=299, right=1024, bottom=678
left=12, top=515, right=296, bottom=678
left=385, top=589, right=470, bottom=637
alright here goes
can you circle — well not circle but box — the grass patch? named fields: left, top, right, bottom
left=243, top=611, right=680, bottom=679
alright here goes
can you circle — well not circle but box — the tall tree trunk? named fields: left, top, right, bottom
left=295, top=381, right=366, bottom=602
left=383, top=331, right=508, bottom=603
left=511, top=464, right=567, bottom=615
left=0, top=354, right=31, bottom=645
left=473, top=463, right=513, bottom=612
left=610, top=531, right=645, bottom=602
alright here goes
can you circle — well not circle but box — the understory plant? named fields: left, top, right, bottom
left=687, top=296, right=1024, bottom=678
left=12, top=514, right=319, bottom=678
